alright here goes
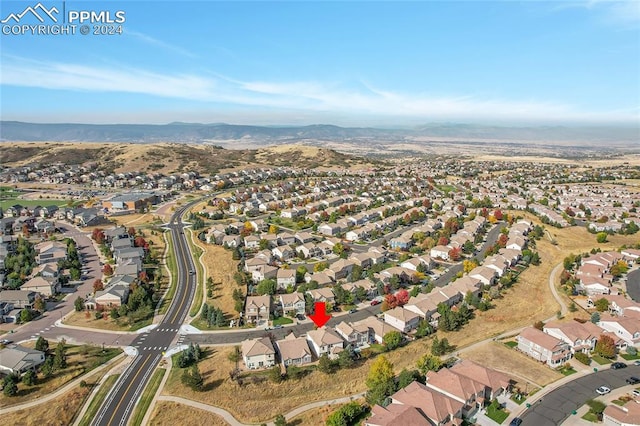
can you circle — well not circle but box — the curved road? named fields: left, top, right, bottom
left=625, top=268, right=640, bottom=302
left=521, top=365, right=640, bottom=426
left=92, top=201, right=200, bottom=426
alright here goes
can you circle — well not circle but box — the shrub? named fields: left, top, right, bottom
left=574, top=352, right=591, bottom=365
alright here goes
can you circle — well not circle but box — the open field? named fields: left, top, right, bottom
left=0, top=198, right=69, bottom=209
left=289, top=403, right=346, bottom=425
left=0, top=342, right=121, bottom=407
left=78, top=374, right=120, bottom=426
left=63, top=310, right=132, bottom=332
left=462, top=341, right=562, bottom=387
left=148, top=401, right=229, bottom=426
left=131, top=368, right=166, bottom=426
left=3, top=383, right=91, bottom=425
left=192, top=241, right=240, bottom=320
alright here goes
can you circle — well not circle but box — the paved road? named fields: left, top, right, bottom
left=626, top=268, right=640, bottom=302
left=92, top=200, right=200, bottom=426
left=521, top=365, right=640, bottom=426
left=7, top=225, right=136, bottom=347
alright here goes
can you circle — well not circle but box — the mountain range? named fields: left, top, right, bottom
left=1, top=121, right=638, bottom=146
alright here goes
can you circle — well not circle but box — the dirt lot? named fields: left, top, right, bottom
left=3, top=384, right=91, bottom=425
left=462, top=341, right=562, bottom=388
left=148, top=401, right=228, bottom=426
left=194, top=240, right=241, bottom=319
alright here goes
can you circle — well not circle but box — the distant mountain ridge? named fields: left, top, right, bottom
left=0, top=121, right=637, bottom=145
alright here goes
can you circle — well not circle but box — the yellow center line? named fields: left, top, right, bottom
left=105, top=355, right=154, bottom=426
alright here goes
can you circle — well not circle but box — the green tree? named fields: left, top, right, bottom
left=2, top=377, right=18, bottom=397
left=269, top=365, right=284, bottom=383
left=35, top=336, right=49, bottom=352
left=53, top=338, right=67, bottom=370
left=591, top=312, right=601, bottom=324
left=22, top=370, right=37, bottom=386
left=274, top=414, right=287, bottom=426
left=337, top=347, right=355, bottom=369
left=181, top=364, right=204, bottom=391
left=256, top=279, right=277, bottom=295
left=295, top=265, right=308, bottom=283
left=383, top=331, right=403, bottom=351
left=34, top=296, right=46, bottom=312
left=416, top=353, right=443, bottom=374
left=594, top=297, right=609, bottom=312
left=596, top=232, right=608, bottom=243
left=415, top=320, right=434, bottom=338
left=20, top=309, right=33, bottom=323
left=41, top=357, right=54, bottom=378
left=396, top=368, right=421, bottom=389
left=318, top=354, right=335, bottom=374
left=365, top=355, right=396, bottom=406
left=74, top=296, right=84, bottom=312
left=325, top=402, right=366, bottom=426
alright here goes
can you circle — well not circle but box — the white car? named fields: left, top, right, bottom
left=596, top=386, right=611, bottom=395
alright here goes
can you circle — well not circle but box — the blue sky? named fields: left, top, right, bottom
left=1, top=0, right=639, bottom=126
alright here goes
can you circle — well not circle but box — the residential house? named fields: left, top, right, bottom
left=276, top=268, right=296, bottom=290
left=279, top=293, right=306, bottom=316
left=0, top=345, right=46, bottom=375
left=603, top=400, right=640, bottom=426
left=276, top=333, right=313, bottom=367
left=367, top=381, right=465, bottom=426
left=326, top=259, right=356, bottom=281
left=469, top=266, right=497, bottom=286
left=0, top=290, right=36, bottom=309
left=241, top=336, right=276, bottom=370
left=335, top=321, right=370, bottom=348
left=245, top=295, right=272, bottom=324
left=243, top=235, right=261, bottom=249
left=405, top=295, right=440, bottom=326
left=306, top=288, right=335, bottom=305
left=430, top=245, right=450, bottom=261
left=317, top=223, right=342, bottom=236
left=517, top=326, right=572, bottom=367
left=383, top=307, right=421, bottom=333
left=20, top=275, right=59, bottom=297
left=251, top=265, right=278, bottom=283
left=597, top=314, right=640, bottom=348
left=356, top=317, right=402, bottom=344
left=543, top=320, right=601, bottom=354
left=272, top=245, right=295, bottom=261
left=306, top=327, right=344, bottom=358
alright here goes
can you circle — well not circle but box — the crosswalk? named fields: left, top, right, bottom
left=155, top=328, right=180, bottom=333
left=139, top=346, right=169, bottom=351
left=31, top=324, right=56, bottom=339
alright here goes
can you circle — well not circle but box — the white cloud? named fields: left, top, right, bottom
left=553, top=0, right=640, bottom=28
left=125, top=30, right=197, bottom=58
left=1, top=55, right=637, bottom=124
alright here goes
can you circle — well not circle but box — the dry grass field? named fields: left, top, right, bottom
left=0, top=342, right=120, bottom=407
left=194, top=241, right=240, bottom=319
left=3, top=384, right=91, bottom=426
left=148, top=401, right=229, bottom=426
left=63, top=310, right=131, bottom=332
left=462, top=341, right=562, bottom=387
left=288, top=403, right=353, bottom=426
left=162, top=346, right=419, bottom=423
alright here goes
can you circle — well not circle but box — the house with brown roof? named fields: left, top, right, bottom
left=356, top=317, right=403, bottom=344
left=367, top=381, right=465, bottom=426
left=597, top=314, right=640, bottom=348
left=306, top=287, right=335, bottom=305
left=21, top=275, right=59, bottom=297
left=335, top=321, right=370, bottom=348
left=276, top=268, right=296, bottom=290
left=517, top=326, right=572, bottom=367
left=306, top=327, right=344, bottom=359
left=543, top=320, right=601, bottom=354
left=241, top=336, right=276, bottom=370
left=384, top=306, right=420, bottom=333
left=279, top=293, right=306, bottom=316
left=245, top=295, right=272, bottom=324
left=275, top=333, right=312, bottom=367
left=603, top=399, right=640, bottom=426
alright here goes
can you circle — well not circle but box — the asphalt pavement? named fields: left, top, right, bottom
left=625, top=268, right=640, bottom=302
left=520, top=364, right=640, bottom=426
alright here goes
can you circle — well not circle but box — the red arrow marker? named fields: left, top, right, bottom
left=308, top=302, right=331, bottom=328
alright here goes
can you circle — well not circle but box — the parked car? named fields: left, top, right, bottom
left=627, top=376, right=640, bottom=385
left=632, top=389, right=640, bottom=398
left=273, top=325, right=283, bottom=329
left=596, top=386, right=611, bottom=395
left=348, top=308, right=357, bottom=314
left=296, top=314, right=306, bottom=321
left=634, top=360, right=640, bottom=366
left=0, top=339, right=13, bottom=345
left=612, top=362, right=627, bottom=370
left=370, top=300, right=380, bottom=306
left=509, top=418, right=523, bottom=426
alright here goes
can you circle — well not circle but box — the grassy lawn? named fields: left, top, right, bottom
left=0, top=343, right=122, bottom=407
left=591, top=354, right=613, bottom=365
left=503, top=341, right=518, bottom=348
left=130, top=368, right=166, bottom=426
left=612, top=399, right=626, bottom=406
left=582, top=412, right=599, bottom=422
left=159, top=231, right=177, bottom=315
left=486, top=404, right=509, bottom=424
left=621, top=353, right=640, bottom=360
left=557, top=365, right=577, bottom=376
left=510, top=393, right=527, bottom=405
left=78, top=374, right=120, bottom=426
left=0, top=198, right=68, bottom=209
left=187, top=229, right=205, bottom=318
left=273, top=316, right=294, bottom=326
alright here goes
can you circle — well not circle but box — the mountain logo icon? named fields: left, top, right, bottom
left=1, top=2, right=59, bottom=24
